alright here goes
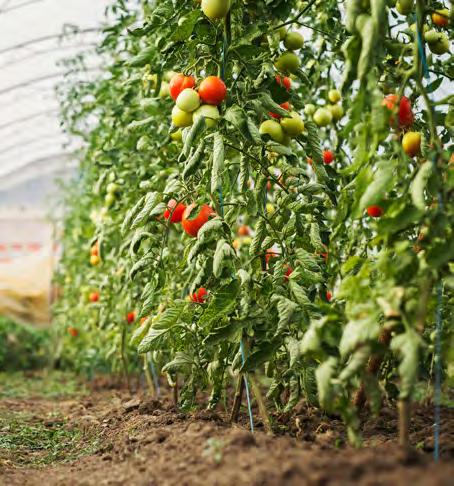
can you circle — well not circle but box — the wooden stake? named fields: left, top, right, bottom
left=249, top=374, right=273, bottom=434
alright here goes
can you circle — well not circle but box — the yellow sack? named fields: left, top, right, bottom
left=0, top=250, right=53, bottom=326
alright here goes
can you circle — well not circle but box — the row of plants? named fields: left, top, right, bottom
left=53, top=0, right=453, bottom=446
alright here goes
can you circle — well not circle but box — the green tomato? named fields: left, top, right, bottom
left=201, top=0, right=230, bottom=19
left=328, top=104, right=344, bottom=121
left=259, top=120, right=285, bottom=143
left=277, top=26, right=287, bottom=41
left=425, top=31, right=450, bottom=54
left=313, top=107, right=333, bottom=127
left=105, top=193, right=115, bottom=207
left=283, top=31, right=304, bottom=50
left=274, top=51, right=301, bottom=74
left=280, top=112, right=305, bottom=137
left=106, top=182, right=120, bottom=194
left=171, top=105, right=193, bottom=127
left=396, top=0, right=413, bottom=15
left=304, top=103, right=316, bottom=116
left=328, top=89, right=341, bottom=103
left=192, top=104, right=220, bottom=128
left=176, top=88, right=200, bottom=112
left=170, top=129, right=183, bottom=142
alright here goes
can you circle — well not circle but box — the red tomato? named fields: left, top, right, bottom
left=67, top=326, right=78, bottom=337
left=126, top=311, right=136, bottom=324
left=284, top=265, right=293, bottom=282
left=198, top=76, right=227, bottom=105
left=275, top=75, right=291, bottom=90
left=367, top=205, right=384, bottom=218
left=326, top=291, right=332, bottom=302
left=169, top=73, right=196, bottom=101
left=181, top=203, right=215, bottom=237
left=89, top=291, right=100, bottom=303
left=189, top=287, right=208, bottom=303
left=266, top=180, right=272, bottom=191
left=382, top=94, right=414, bottom=128
left=265, top=248, right=279, bottom=265
left=238, top=225, right=250, bottom=236
left=323, top=150, right=334, bottom=164
left=269, top=101, right=290, bottom=119
left=163, top=199, right=186, bottom=223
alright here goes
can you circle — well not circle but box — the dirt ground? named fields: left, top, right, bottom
left=0, top=372, right=453, bottom=486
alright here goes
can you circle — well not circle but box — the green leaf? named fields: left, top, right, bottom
left=200, top=280, right=240, bottom=326
left=183, top=115, right=206, bottom=157
left=183, top=140, right=205, bottom=179
left=162, top=352, right=194, bottom=373
left=359, top=160, right=395, bottom=210
left=129, top=255, right=155, bottom=280
left=211, top=133, right=225, bottom=193
left=260, top=93, right=291, bottom=117
left=390, top=330, right=421, bottom=399
left=204, top=320, right=244, bottom=346
left=121, top=195, right=145, bottom=235
left=170, top=10, right=200, bottom=42
left=410, top=161, right=432, bottom=210
left=213, top=239, right=235, bottom=277
left=316, top=357, right=338, bottom=410
left=138, top=302, right=186, bottom=353
left=240, top=339, right=280, bottom=372
left=131, top=192, right=160, bottom=229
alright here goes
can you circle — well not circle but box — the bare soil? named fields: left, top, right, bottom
left=0, top=374, right=453, bottom=486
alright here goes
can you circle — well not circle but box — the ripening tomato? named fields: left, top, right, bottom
left=176, top=88, right=200, bottom=112
left=189, top=287, right=208, bottom=303
left=323, top=150, right=334, bottom=164
left=90, top=254, right=100, bottom=266
left=432, top=9, right=449, bottom=27
left=163, top=199, right=186, bottom=223
left=382, top=94, right=414, bottom=128
left=181, top=203, right=215, bottom=237
left=284, top=265, right=293, bottom=282
left=198, top=76, right=227, bottom=105
left=90, top=242, right=99, bottom=256
left=67, top=327, right=78, bottom=337
left=238, top=225, right=250, bottom=236
left=367, top=205, right=384, bottom=218
left=269, top=101, right=290, bottom=119
left=326, top=291, right=332, bottom=302
left=402, top=131, right=421, bottom=157
left=126, top=311, right=136, bottom=324
left=89, top=291, right=100, bottom=303
left=275, top=75, right=291, bottom=90
left=169, top=73, right=196, bottom=101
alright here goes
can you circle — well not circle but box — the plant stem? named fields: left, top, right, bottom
left=120, top=325, right=131, bottom=393
left=143, top=354, right=155, bottom=396
left=230, top=373, right=245, bottom=422
left=173, top=375, right=179, bottom=408
left=398, top=398, right=411, bottom=454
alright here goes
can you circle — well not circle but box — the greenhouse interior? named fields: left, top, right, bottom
left=0, top=0, right=453, bottom=484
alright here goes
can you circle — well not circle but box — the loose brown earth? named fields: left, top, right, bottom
left=0, top=374, right=453, bottom=486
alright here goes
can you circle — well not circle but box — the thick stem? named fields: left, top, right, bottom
left=398, top=398, right=411, bottom=454
left=143, top=354, right=155, bottom=396
left=120, top=325, right=131, bottom=393
left=230, top=373, right=245, bottom=423
left=173, top=375, right=179, bottom=408
left=249, top=374, right=273, bottom=434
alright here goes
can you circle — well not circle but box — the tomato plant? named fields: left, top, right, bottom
left=53, top=0, right=453, bottom=447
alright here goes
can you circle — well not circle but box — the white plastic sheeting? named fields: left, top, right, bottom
left=0, top=0, right=110, bottom=206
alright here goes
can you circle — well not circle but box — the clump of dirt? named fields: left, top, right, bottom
left=1, top=373, right=453, bottom=485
